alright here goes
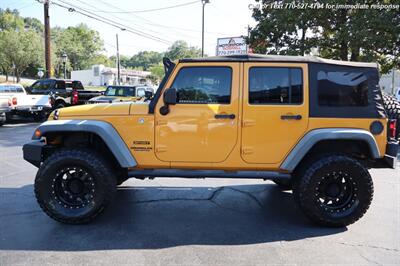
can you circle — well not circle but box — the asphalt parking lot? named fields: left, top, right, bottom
left=0, top=121, right=399, bottom=266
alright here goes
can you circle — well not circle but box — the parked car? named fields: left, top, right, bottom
left=87, top=85, right=154, bottom=104
left=24, top=55, right=399, bottom=226
left=28, top=79, right=103, bottom=108
left=0, top=96, right=10, bottom=126
left=0, top=84, right=52, bottom=121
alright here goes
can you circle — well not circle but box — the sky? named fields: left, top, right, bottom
left=2, top=0, right=256, bottom=57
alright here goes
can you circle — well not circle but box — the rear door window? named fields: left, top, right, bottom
left=249, top=67, right=303, bottom=104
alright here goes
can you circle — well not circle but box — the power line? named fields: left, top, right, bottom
left=78, top=0, right=229, bottom=36
left=69, top=0, right=203, bottom=41
left=50, top=0, right=172, bottom=45
left=70, top=0, right=198, bottom=40
left=56, top=0, right=170, bottom=43
left=78, top=0, right=199, bottom=14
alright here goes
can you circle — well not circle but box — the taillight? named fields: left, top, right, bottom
left=9, top=97, right=17, bottom=106
left=72, top=90, right=79, bottom=105
left=389, top=119, right=397, bottom=139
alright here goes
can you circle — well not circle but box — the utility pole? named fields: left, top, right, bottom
left=201, top=0, right=210, bottom=57
left=44, top=0, right=51, bottom=78
left=116, top=34, right=120, bottom=85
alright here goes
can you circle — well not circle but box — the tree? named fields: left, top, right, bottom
left=89, top=54, right=113, bottom=67
left=165, top=40, right=202, bottom=61
left=53, top=23, right=104, bottom=71
left=249, top=0, right=400, bottom=72
left=127, top=51, right=163, bottom=70
left=0, top=8, right=24, bottom=31
left=0, top=29, right=43, bottom=82
left=23, top=17, right=43, bottom=33
left=148, top=63, right=164, bottom=83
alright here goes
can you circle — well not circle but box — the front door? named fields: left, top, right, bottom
left=155, top=63, right=240, bottom=163
left=241, top=63, right=309, bottom=164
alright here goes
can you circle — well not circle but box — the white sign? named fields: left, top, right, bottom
left=37, top=70, right=44, bottom=78
left=217, top=37, right=248, bottom=56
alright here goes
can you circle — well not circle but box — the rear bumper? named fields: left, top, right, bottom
left=384, top=141, right=399, bottom=169
left=12, top=105, right=52, bottom=115
left=0, top=107, right=10, bottom=113
left=22, top=140, right=45, bottom=167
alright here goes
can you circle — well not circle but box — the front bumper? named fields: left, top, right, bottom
left=23, top=140, right=45, bottom=167
left=384, top=141, right=399, bottom=169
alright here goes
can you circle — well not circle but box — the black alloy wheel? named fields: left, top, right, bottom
left=35, top=148, right=117, bottom=224
left=52, top=166, right=96, bottom=210
left=293, top=154, right=373, bottom=227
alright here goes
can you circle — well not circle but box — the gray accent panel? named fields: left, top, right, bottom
left=280, top=128, right=381, bottom=172
left=128, top=169, right=290, bottom=180
left=33, top=120, right=136, bottom=168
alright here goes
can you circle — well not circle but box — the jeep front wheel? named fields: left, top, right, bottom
left=293, top=155, right=373, bottom=227
left=34, top=148, right=117, bottom=224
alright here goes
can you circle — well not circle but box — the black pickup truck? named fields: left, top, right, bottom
left=27, top=79, right=103, bottom=109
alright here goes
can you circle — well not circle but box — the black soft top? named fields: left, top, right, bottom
left=179, top=54, right=378, bottom=68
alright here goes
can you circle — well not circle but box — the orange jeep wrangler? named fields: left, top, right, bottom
left=23, top=55, right=399, bottom=226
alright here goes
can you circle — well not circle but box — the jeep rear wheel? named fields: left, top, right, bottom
left=382, top=91, right=400, bottom=140
left=34, top=148, right=117, bottom=224
left=293, top=155, right=373, bottom=227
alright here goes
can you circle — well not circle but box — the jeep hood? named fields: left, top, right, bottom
left=54, top=102, right=150, bottom=118
left=56, top=102, right=132, bottom=117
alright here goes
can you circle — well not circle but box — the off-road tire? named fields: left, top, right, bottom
left=382, top=91, right=400, bottom=140
left=272, top=179, right=292, bottom=190
left=5, top=112, right=12, bottom=122
left=293, top=154, right=373, bottom=227
left=55, top=102, right=66, bottom=109
left=0, top=113, right=5, bottom=126
left=34, top=148, right=117, bottom=224
left=33, top=111, right=47, bottom=122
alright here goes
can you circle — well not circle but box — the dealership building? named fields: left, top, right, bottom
left=71, top=65, right=151, bottom=86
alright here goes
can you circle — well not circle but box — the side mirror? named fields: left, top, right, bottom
left=160, top=88, right=177, bottom=115
left=163, top=88, right=176, bottom=105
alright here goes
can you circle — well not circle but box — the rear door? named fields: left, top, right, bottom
left=241, top=63, right=309, bottom=164
left=155, top=62, right=240, bottom=163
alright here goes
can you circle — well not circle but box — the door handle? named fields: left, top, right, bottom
left=215, top=114, right=235, bottom=119
left=281, top=114, right=302, bottom=120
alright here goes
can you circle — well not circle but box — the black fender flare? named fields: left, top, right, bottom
left=32, top=120, right=137, bottom=168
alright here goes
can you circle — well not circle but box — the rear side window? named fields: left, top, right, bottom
left=317, top=71, right=368, bottom=106
left=72, top=81, right=84, bottom=90
left=171, top=67, right=232, bottom=104
left=0, top=85, right=24, bottom=93
left=249, top=67, right=303, bottom=104
left=55, top=81, right=66, bottom=90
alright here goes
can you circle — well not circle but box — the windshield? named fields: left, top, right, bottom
left=105, top=86, right=135, bottom=97
left=0, top=85, right=24, bottom=93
